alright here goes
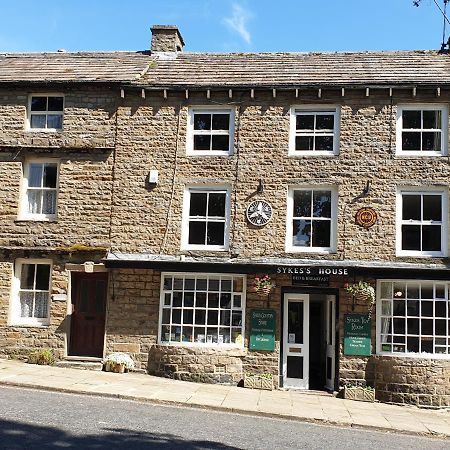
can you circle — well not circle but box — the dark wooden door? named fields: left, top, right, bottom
left=69, top=272, right=108, bottom=357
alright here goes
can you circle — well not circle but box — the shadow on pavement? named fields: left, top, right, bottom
left=0, top=418, right=239, bottom=450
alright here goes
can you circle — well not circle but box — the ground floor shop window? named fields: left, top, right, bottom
left=377, top=280, right=450, bottom=357
left=159, top=273, right=245, bottom=346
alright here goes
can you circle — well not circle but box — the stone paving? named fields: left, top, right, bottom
left=0, top=359, right=449, bottom=438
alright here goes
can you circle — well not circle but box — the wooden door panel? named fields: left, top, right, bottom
left=69, top=272, right=107, bottom=357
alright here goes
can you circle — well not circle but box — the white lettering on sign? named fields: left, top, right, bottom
left=277, top=266, right=348, bottom=275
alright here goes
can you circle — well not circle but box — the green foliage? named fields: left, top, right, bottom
left=28, top=348, right=55, bottom=365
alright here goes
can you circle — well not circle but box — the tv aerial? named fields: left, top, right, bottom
left=413, top=0, right=450, bottom=51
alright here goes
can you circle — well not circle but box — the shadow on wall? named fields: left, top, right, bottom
left=0, top=418, right=238, bottom=450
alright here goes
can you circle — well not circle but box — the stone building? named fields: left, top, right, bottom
left=1, top=25, right=450, bottom=407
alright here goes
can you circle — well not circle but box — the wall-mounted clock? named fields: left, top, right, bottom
left=246, top=200, right=273, bottom=226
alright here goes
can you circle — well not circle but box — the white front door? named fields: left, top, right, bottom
left=325, top=295, right=336, bottom=390
left=282, top=294, right=309, bottom=389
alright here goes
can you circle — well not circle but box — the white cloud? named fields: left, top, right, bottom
left=223, top=3, right=252, bottom=44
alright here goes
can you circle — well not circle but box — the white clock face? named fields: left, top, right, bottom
left=246, top=200, right=273, bottom=226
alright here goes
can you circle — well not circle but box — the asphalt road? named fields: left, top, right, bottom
left=0, top=386, right=448, bottom=450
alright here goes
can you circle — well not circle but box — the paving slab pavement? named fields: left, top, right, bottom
left=0, top=358, right=449, bottom=438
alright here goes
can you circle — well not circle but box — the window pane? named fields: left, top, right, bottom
left=193, top=113, right=211, bottom=130
left=221, top=279, right=232, bottom=292
left=34, top=292, right=49, bottom=318
left=422, top=225, right=441, bottom=251
left=47, top=96, right=63, bottom=111
left=220, top=293, right=232, bottom=308
left=27, top=190, right=41, bottom=214
left=211, top=135, right=229, bottom=151
left=184, top=278, right=195, bottom=290
left=173, top=291, right=182, bottom=307
left=183, top=292, right=194, bottom=307
left=315, top=135, right=334, bottom=151
left=189, top=193, right=207, bottom=216
left=43, top=164, right=57, bottom=188
left=407, top=337, right=419, bottom=353
left=407, top=300, right=419, bottom=316
left=296, top=135, right=313, bottom=151
left=435, top=320, right=446, bottom=336
left=30, top=115, right=46, bottom=129
left=47, top=115, right=62, bottom=129
left=183, top=309, right=193, bottom=325
left=20, top=292, right=34, bottom=317
left=402, top=132, right=420, bottom=150
left=35, top=264, right=50, bottom=290
left=406, top=284, right=420, bottom=299
left=207, top=310, right=218, bottom=325
left=220, top=310, right=231, bottom=326
left=402, top=195, right=421, bottom=220
left=193, top=135, right=211, bottom=150
left=31, top=97, right=47, bottom=111
left=313, top=191, right=331, bottom=217
left=207, top=222, right=225, bottom=245
left=196, top=278, right=207, bottom=291
left=393, top=318, right=405, bottom=334
left=196, top=292, right=207, bottom=307
left=292, top=219, right=311, bottom=247
left=423, top=110, right=441, bottom=129
left=42, top=191, right=56, bottom=215
left=312, top=220, right=331, bottom=247
left=407, top=318, right=419, bottom=334
left=208, top=279, right=220, bottom=291
left=421, top=301, right=433, bottom=317
left=172, top=309, right=181, bottom=324
left=380, top=282, right=392, bottom=299
left=296, top=115, right=314, bottom=130
left=163, top=276, right=172, bottom=290
left=293, top=190, right=311, bottom=217
left=212, top=114, right=229, bottom=130
left=188, top=221, right=206, bottom=245
left=402, top=110, right=421, bottom=129
left=208, top=193, right=226, bottom=217
left=162, top=309, right=170, bottom=324
left=20, top=264, right=35, bottom=290
left=393, top=300, right=406, bottom=316
left=421, top=319, right=433, bottom=335
left=195, top=309, right=206, bottom=325
left=316, top=114, right=334, bottom=130
left=421, top=284, right=434, bottom=299
left=422, top=132, right=440, bottom=151
left=208, top=292, right=219, bottom=308
left=402, top=225, right=421, bottom=250
left=435, top=301, right=446, bottom=317
left=28, top=164, right=43, bottom=188
left=423, top=195, right=441, bottom=221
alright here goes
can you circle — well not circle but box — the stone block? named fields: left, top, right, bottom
left=113, top=343, right=140, bottom=353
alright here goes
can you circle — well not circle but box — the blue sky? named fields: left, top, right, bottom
left=0, top=0, right=448, bottom=53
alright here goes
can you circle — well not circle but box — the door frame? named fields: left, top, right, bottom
left=280, top=286, right=339, bottom=390
left=65, top=266, right=109, bottom=359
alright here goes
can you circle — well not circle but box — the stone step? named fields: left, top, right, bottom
left=55, top=360, right=103, bottom=371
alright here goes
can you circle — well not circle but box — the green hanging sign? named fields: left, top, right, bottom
left=344, top=314, right=371, bottom=356
left=249, top=309, right=276, bottom=351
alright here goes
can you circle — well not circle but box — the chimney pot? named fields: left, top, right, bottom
left=150, top=25, right=184, bottom=53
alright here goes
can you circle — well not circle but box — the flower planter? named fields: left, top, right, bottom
left=106, top=362, right=126, bottom=373
left=343, top=386, right=375, bottom=402
left=244, top=374, right=274, bottom=391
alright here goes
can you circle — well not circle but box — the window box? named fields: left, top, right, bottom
left=396, top=188, right=448, bottom=257
left=396, top=105, right=448, bottom=156
left=187, top=108, right=234, bottom=155
left=289, top=106, right=340, bottom=156
left=28, top=95, right=64, bottom=131
left=159, top=273, right=245, bottom=347
left=182, top=186, right=231, bottom=250
left=10, top=259, right=52, bottom=326
left=18, top=160, right=59, bottom=221
left=286, top=186, right=337, bottom=253
left=377, top=280, right=450, bottom=358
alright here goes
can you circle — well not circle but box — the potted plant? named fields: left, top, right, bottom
left=244, top=372, right=274, bottom=390
left=344, top=281, right=375, bottom=317
left=103, top=352, right=135, bottom=373
left=253, top=275, right=275, bottom=296
left=27, top=348, right=55, bottom=365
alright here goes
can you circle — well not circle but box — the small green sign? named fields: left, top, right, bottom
left=344, top=314, right=371, bottom=356
left=249, top=309, right=276, bottom=351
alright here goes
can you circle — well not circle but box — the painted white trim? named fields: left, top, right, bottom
left=158, top=272, right=246, bottom=348
left=186, top=106, right=235, bottom=156
left=285, top=185, right=338, bottom=253
left=27, top=93, right=64, bottom=132
left=17, top=158, right=59, bottom=222
left=288, top=105, right=340, bottom=156
left=181, top=185, right=231, bottom=251
left=395, top=186, right=448, bottom=257
left=376, top=279, right=450, bottom=360
left=9, top=258, right=52, bottom=327
left=395, top=104, right=448, bottom=156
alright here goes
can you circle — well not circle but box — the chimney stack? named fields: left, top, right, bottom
left=150, top=25, right=184, bottom=53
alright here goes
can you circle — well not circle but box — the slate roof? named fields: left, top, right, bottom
left=141, top=51, right=450, bottom=88
left=0, top=49, right=449, bottom=87
left=0, top=51, right=151, bottom=83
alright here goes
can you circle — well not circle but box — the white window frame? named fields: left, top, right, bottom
left=181, top=185, right=231, bottom=251
left=18, top=159, right=59, bottom=221
left=186, top=107, right=235, bottom=156
left=396, top=104, right=448, bottom=156
left=376, top=279, right=450, bottom=359
left=158, top=272, right=246, bottom=348
left=27, top=94, right=64, bottom=132
left=285, top=185, right=338, bottom=253
left=9, top=259, right=52, bottom=327
left=396, top=187, right=448, bottom=257
left=289, top=105, right=340, bottom=156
